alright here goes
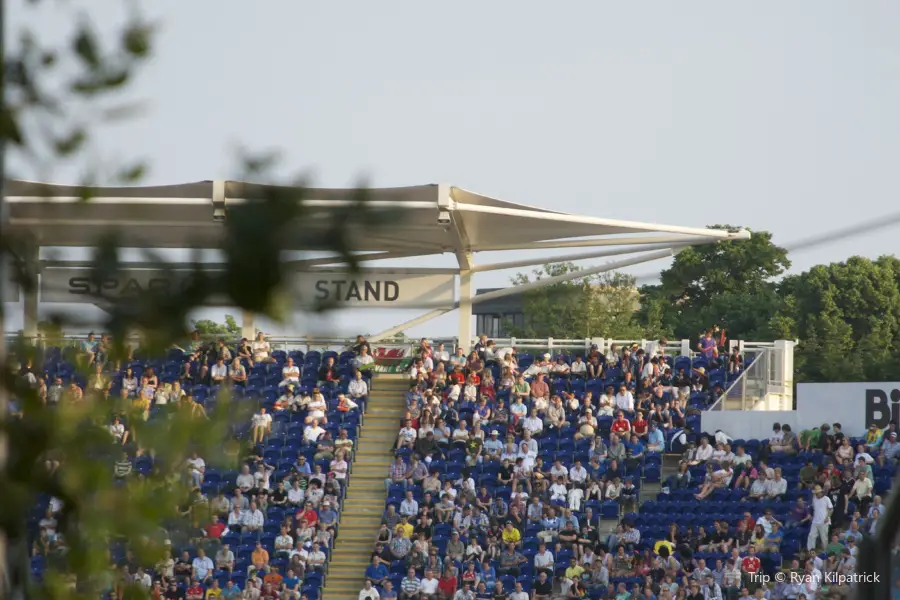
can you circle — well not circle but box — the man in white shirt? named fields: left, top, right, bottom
left=399, top=491, right=419, bottom=518
left=236, top=466, right=255, bottom=493
left=521, top=409, right=544, bottom=437
left=433, top=344, right=451, bottom=363
left=242, top=502, right=265, bottom=533
left=348, top=371, right=369, bottom=401
left=306, top=543, right=326, bottom=572
left=533, top=543, right=554, bottom=576
left=353, top=347, right=375, bottom=370
left=766, top=469, right=788, bottom=499
left=108, top=417, right=126, bottom=444
left=191, top=549, right=215, bottom=583
left=807, top=485, right=833, bottom=552
left=210, top=358, right=229, bottom=385
left=251, top=408, right=272, bottom=444
left=186, top=451, right=206, bottom=487
left=280, top=357, right=300, bottom=387
left=756, top=509, right=780, bottom=535
left=570, top=357, right=587, bottom=376
left=274, top=525, right=294, bottom=558
left=419, top=569, right=439, bottom=599
left=695, top=438, right=714, bottom=463
left=569, top=461, right=588, bottom=486
left=397, top=420, right=418, bottom=450
left=615, top=386, right=635, bottom=413
left=304, top=419, right=325, bottom=445
left=287, top=480, right=305, bottom=506
left=508, top=581, right=529, bottom=600
left=359, top=580, right=380, bottom=600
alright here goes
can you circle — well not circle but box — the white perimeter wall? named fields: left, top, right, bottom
left=702, top=410, right=798, bottom=440
left=703, top=382, right=900, bottom=440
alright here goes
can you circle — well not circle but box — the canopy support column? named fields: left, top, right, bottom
left=457, top=268, right=473, bottom=353
left=22, top=246, right=39, bottom=339
left=241, top=310, right=255, bottom=340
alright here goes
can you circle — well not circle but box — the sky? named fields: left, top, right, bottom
left=6, top=0, right=900, bottom=341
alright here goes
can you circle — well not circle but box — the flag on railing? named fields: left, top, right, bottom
left=372, top=345, right=412, bottom=373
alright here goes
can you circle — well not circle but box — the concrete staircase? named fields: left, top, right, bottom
left=322, top=374, right=407, bottom=600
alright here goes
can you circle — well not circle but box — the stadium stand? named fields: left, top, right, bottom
left=357, top=337, right=895, bottom=600
left=19, top=333, right=379, bottom=600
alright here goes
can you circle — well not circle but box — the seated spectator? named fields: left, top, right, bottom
left=250, top=408, right=272, bottom=444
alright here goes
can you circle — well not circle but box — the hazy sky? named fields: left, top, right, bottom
left=6, top=0, right=900, bottom=340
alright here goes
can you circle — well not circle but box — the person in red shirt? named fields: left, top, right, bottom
left=740, top=545, right=761, bottom=591
left=186, top=579, right=204, bottom=600
left=631, top=411, right=649, bottom=439
left=297, top=502, right=318, bottom=529
left=611, top=411, right=631, bottom=435
left=449, top=366, right=466, bottom=386
left=438, top=569, right=458, bottom=598
left=205, top=515, right=226, bottom=540
left=738, top=512, right=756, bottom=533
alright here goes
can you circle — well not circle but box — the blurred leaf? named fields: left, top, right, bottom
left=101, top=101, right=149, bottom=122
left=122, top=23, right=152, bottom=57
left=53, top=127, right=87, bottom=156
left=0, top=106, right=24, bottom=145
left=116, top=162, right=147, bottom=183
left=72, top=23, right=102, bottom=69
left=101, top=69, right=130, bottom=89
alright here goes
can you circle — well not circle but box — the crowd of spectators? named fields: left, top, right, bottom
left=360, top=332, right=896, bottom=600
left=19, top=332, right=376, bottom=600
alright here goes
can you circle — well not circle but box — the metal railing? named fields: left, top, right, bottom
left=707, top=345, right=795, bottom=412
left=5, top=333, right=794, bottom=393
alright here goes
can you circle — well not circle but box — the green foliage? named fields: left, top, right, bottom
left=506, top=262, right=652, bottom=340
left=774, top=255, right=900, bottom=382
left=191, top=315, right=241, bottom=338
left=638, top=226, right=790, bottom=340
left=1, top=5, right=392, bottom=598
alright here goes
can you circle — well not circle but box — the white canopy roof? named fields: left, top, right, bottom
left=5, top=179, right=746, bottom=259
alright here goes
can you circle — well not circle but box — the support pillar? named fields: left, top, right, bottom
left=772, top=339, right=796, bottom=396
left=22, top=246, right=39, bottom=340
left=241, top=310, right=256, bottom=340
left=457, top=269, right=473, bottom=353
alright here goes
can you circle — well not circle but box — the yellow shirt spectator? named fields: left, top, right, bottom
left=501, top=525, right=521, bottom=544
left=565, top=564, right=585, bottom=580
left=395, top=522, right=414, bottom=539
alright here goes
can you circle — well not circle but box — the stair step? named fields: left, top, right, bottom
left=324, top=376, right=403, bottom=600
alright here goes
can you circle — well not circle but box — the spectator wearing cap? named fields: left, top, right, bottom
left=882, top=431, right=900, bottom=462
left=482, top=430, right=503, bottom=462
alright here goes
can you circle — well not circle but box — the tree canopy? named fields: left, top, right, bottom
left=637, top=226, right=790, bottom=341
left=508, top=231, right=900, bottom=383
left=505, top=263, right=654, bottom=340
left=190, top=315, right=241, bottom=338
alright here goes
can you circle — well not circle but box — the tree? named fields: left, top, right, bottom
left=0, top=6, right=389, bottom=598
left=505, top=262, right=651, bottom=340
left=772, top=255, right=900, bottom=382
left=190, top=315, right=241, bottom=337
left=638, top=226, right=790, bottom=340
